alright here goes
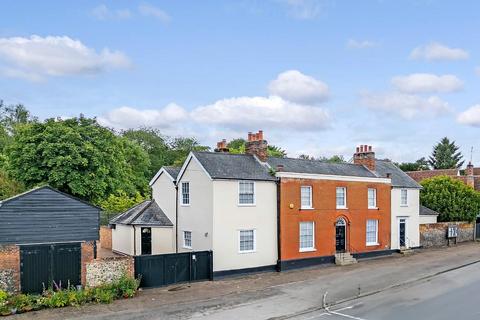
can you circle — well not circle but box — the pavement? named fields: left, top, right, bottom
left=13, top=242, right=480, bottom=320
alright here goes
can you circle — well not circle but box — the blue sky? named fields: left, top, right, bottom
left=1, top=0, right=480, bottom=163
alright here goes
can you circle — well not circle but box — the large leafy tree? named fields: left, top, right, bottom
left=170, top=137, right=210, bottom=166
left=420, top=176, right=480, bottom=222
left=397, top=157, right=430, bottom=172
left=428, top=137, right=464, bottom=169
left=0, top=101, right=36, bottom=152
left=227, top=138, right=287, bottom=158
left=6, top=116, right=150, bottom=203
left=298, top=154, right=346, bottom=163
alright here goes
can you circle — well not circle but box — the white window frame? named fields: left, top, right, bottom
left=238, top=181, right=256, bottom=206
left=181, top=181, right=190, bottom=206
left=299, top=221, right=316, bottom=252
left=238, top=229, right=256, bottom=253
left=368, top=188, right=377, bottom=209
left=183, top=230, right=192, bottom=249
left=366, top=219, right=379, bottom=246
left=300, top=186, right=313, bottom=209
left=400, top=189, right=408, bottom=206
left=336, top=187, right=347, bottom=209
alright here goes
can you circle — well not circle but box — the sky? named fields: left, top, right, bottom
left=1, top=0, right=480, bottom=164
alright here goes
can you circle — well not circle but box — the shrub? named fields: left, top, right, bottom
left=9, top=294, right=34, bottom=312
left=116, top=274, right=141, bottom=298
left=0, top=290, right=7, bottom=303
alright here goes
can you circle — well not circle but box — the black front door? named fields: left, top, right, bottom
left=141, top=227, right=152, bottom=255
left=399, top=220, right=406, bottom=247
left=335, top=226, right=346, bottom=252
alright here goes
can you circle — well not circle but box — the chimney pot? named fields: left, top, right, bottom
left=368, top=145, right=372, bottom=152
left=276, top=164, right=284, bottom=172
left=245, top=130, right=268, bottom=162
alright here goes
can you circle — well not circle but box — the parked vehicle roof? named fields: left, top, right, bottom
left=110, top=200, right=173, bottom=227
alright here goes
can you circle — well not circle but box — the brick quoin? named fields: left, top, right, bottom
left=81, top=241, right=95, bottom=287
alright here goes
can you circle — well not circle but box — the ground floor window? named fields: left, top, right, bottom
left=183, top=231, right=192, bottom=249
left=299, top=221, right=315, bottom=251
left=239, top=229, right=256, bottom=253
left=366, top=219, right=378, bottom=246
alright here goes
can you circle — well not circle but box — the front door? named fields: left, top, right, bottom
left=335, top=224, right=346, bottom=252
left=399, top=219, right=406, bottom=248
left=141, top=227, right=152, bottom=255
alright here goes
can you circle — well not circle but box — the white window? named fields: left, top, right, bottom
left=299, top=221, right=315, bottom=251
left=239, top=181, right=255, bottom=205
left=181, top=182, right=190, bottom=205
left=400, top=189, right=408, bottom=206
left=336, top=187, right=347, bottom=208
left=183, top=231, right=192, bottom=249
left=368, top=188, right=377, bottom=208
left=239, top=230, right=256, bottom=253
left=301, top=186, right=312, bottom=209
left=366, top=219, right=378, bottom=246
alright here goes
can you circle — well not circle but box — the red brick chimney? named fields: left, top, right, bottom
left=214, top=139, right=229, bottom=153
left=353, top=144, right=376, bottom=172
left=466, top=162, right=474, bottom=188
left=246, top=130, right=268, bottom=162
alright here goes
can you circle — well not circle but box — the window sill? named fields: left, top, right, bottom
left=368, top=207, right=378, bottom=210
left=300, top=207, right=315, bottom=210
left=180, top=204, right=190, bottom=207
left=299, top=248, right=316, bottom=252
left=336, top=207, right=348, bottom=210
left=400, top=205, right=408, bottom=207
left=238, top=250, right=256, bottom=254
left=366, top=243, right=379, bottom=247
left=183, top=246, right=192, bottom=250
left=238, top=203, right=256, bottom=207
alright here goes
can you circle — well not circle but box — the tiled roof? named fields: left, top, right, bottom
left=164, top=166, right=181, bottom=180
left=267, top=157, right=377, bottom=177
left=420, top=205, right=440, bottom=216
left=406, top=169, right=459, bottom=182
left=192, top=152, right=276, bottom=181
left=110, top=200, right=173, bottom=227
left=375, top=160, right=422, bottom=189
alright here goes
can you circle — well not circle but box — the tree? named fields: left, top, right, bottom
left=0, top=169, right=24, bottom=200
left=0, top=101, right=36, bottom=152
left=420, top=176, right=480, bottom=222
left=428, top=137, right=464, bottom=169
left=227, top=138, right=286, bottom=158
left=98, top=191, right=146, bottom=225
left=6, top=117, right=150, bottom=203
left=397, top=157, right=430, bottom=172
left=298, top=154, right=346, bottom=163
left=170, top=137, right=210, bottom=166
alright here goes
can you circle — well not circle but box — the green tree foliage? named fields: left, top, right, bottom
left=420, top=176, right=480, bottom=222
left=170, top=137, right=210, bottom=166
left=0, top=101, right=36, bottom=152
left=6, top=117, right=150, bottom=203
left=227, top=138, right=287, bottom=157
left=99, top=191, right=146, bottom=225
left=298, top=154, right=346, bottom=163
left=0, top=170, right=24, bottom=200
left=397, top=157, right=430, bottom=172
left=428, top=137, right=464, bottom=169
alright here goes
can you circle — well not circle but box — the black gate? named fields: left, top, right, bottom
left=134, top=251, right=213, bottom=288
left=20, top=243, right=81, bottom=294
left=476, top=223, right=480, bottom=240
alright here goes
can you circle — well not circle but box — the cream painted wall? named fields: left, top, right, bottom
left=391, top=188, right=420, bottom=249
left=133, top=226, right=175, bottom=255
left=151, top=172, right=177, bottom=251
left=419, top=215, right=438, bottom=224
left=112, top=224, right=134, bottom=255
left=177, top=158, right=213, bottom=253
left=212, top=180, right=277, bottom=272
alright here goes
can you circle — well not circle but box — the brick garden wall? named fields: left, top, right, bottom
left=85, top=256, right=134, bottom=287
left=0, top=245, right=20, bottom=294
left=81, top=241, right=95, bottom=287
left=100, top=226, right=112, bottom=249
left=420, top=222, right=474, bottom=247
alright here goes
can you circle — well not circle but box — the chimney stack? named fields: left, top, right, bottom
left=353, top=144, right=376, bottom=172
left=466, top=162, right=474, bottom=188
left=214, top=139, right=229, bottom=153
left=246, top=130, right=268, bottom=162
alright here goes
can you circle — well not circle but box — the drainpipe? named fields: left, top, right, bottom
left=175, top=184, right=179, bottom=253
left=133, top=225, right=137, bottom=256
left=276, top=178, right=282, bottom=272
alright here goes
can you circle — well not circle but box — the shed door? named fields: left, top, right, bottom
left=20, top=243, right=81, bottom=294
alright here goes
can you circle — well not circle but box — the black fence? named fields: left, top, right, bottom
left=134, top=251, right=213, bottom=288
left=20, top=243, right=81, bottom=294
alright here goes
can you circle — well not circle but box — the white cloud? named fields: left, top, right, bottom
left=98, top=104, right=188, bottom=130
left=457, top=105, right=480, bottom=127
left=391, top=73, right=463, bottom=94
left=91, top=4, right=132, bottom=20
left=0, top=35, right=130, bottom=81
left=410, top=42, right=469, bottom=61
left=277, top=0, right=324, bottom=20
left=346, top=39, right=377, bottom=49
left=268, top=70, right=329, bottom=104
left=360, top=91, right=451, bottom=119
left=191, top=95, right=330, bottom=131
left=138, top=4, right=171, bottom=23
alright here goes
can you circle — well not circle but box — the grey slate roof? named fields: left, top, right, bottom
left=192, top=151, right=276, bottom=181
left=110, top=200, right=173, bottom=227
left=374, top=160, right=422, bottom=189
left=420, top=205, right=440, bottom=216
left=164, top=166, right=181, bottom=180
left=267, top=157, right=377, bottom=177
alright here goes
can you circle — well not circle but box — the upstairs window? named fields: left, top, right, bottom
left=301, top=186, right=312, bottom=209
left=336, top=187, right=347, bottom=209
left=239, top=181, right=255, bottom=205
left=181, top=182, right=190, bottom=205
left=401, top=189, right=408, bottom=206
left=368, top=188, right=377, bottom=208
